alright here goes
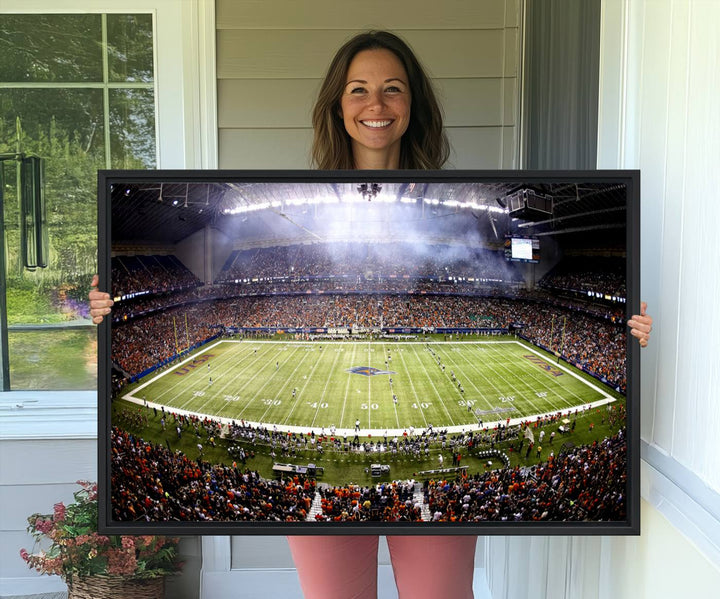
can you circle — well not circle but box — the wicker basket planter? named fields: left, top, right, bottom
left=67, top=575, right=165, bottom=599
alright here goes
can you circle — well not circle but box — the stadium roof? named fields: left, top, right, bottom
left=110, top=179, right=629, bottom=248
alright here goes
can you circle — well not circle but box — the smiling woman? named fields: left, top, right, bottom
left=340, top=49, right=412, bottom=169
left=311, top=30, right=448, bottom=170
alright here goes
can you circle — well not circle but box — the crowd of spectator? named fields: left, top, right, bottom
left=539, top=256, right=625, bottom=298
left=111, top=292, right=626, bottom=390
left=111, top=427, right=315, bottom=522
left=110, top=424, right=627, bottom=523
left=316, top=480, right=421, bottom=522
left=112, top=302, right=218, bottom=376
left=425, top=430, right=627, bottom=522
left=112, top=248, right=625, bottom=306
left=216, top=242, right=523, bottom=283
left=112, top=255, right=201, bottom=298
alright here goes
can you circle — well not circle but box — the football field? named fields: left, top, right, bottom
left=122, top=339, right=618, bottom=435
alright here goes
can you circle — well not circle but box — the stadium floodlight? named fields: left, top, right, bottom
left=506, top=189, right=553, bottom=221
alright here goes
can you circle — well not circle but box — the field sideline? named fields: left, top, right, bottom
left=120, top=338, right=618, bottom=437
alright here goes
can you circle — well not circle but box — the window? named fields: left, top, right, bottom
left=0, top=13, right=156, bottom=390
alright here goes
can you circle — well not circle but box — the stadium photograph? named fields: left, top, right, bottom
left=101, top=171, right=635, bottom=531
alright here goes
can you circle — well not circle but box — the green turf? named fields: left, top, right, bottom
left=113, top=396, right=625, bottom=486
left=112, top=336, right=626, bottom=485
left=119, top=337, right=619, bottom=433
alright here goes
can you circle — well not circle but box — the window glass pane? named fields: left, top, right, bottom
left=1, top=88, right=104, bottom=280
left=0, top=14, right=102, bottom=82
left=0, top=89, right=106, bottom=163
left=110, top=89, right=157, bottom=169
left=107, top=14, right=155, bottom=83
left=1, top=13, right=156, bottom=391
left=8, top=329, right=97, bottom=389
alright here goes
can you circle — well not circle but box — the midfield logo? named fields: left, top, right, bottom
left=346, top=366, right=396, bottom=377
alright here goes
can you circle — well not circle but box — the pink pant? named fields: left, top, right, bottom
left=287, top=535, right=477, bottom=599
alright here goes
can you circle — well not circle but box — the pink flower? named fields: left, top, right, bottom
left=19, top=548, right=29, bottom=562
left=138, top=535, right=156, bottom=547
left=121, top=537, right=135, bottom=550
left=53, top=503, right=66, bottom=522
left=34, top=518, right=54, bottom=535
left=43, top=556, right=64, bottom=576
left=107, top=548, right=137, bottom=576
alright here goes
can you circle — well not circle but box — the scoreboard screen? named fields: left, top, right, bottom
left=505, top=236, right=539, bottom=263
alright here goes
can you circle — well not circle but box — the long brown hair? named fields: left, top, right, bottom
left=311, top=31, right=449, bottom=170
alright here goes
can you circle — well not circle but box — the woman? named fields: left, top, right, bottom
left=90, top=31, right=653, bottom=599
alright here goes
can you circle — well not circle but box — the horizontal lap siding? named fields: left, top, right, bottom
left=0, top=438, right=96, bottom=580
left=216, top=0, right=521, bottom=170
left=216, top=0, right=516, bottom=30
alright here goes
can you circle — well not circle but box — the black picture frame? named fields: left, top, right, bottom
left=98, top=169, right=640, bottom=536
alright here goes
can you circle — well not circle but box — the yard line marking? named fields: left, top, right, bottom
left=255, top=345, right=313, bottom=423
left=121, top=338, right=617, bottom=435
left=398, top=345, right=427, bottom=428
left=365, top=343, right=372, bottom=431
left=124, top=340, right=249, bottom=412
left=380, top=342, right=401, bottom=430
left=414, top=344, right=456, bottom=426
left=440, top=344, right=500, bottom=414
left=482, top=343, right=580, bottom=412
left=338, top=343, right=357, bottom=428
left=192, top=342, right=278, bottom=415
left=428, top=346, right=470, bottom=423
left=515, top=341, right=614, bottom=399
left=308, top=346, right=341, bottom=428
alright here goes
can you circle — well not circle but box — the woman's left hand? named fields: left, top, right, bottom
left=628, top=301, right=653, bottom=348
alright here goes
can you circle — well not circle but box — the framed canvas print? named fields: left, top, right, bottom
left=98, top=169, right=640, bottom=535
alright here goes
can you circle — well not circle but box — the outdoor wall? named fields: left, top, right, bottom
left=216, top=0, right=521, bottom=170
left=486, top=0, right=720, bottom=596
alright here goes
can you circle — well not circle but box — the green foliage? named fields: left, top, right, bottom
left=5, top=282, right=56, bottom=323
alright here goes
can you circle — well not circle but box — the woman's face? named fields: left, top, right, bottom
left=340, top=48, right=411, bottom=168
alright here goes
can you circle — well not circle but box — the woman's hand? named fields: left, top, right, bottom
left=627, top=301, right=652, bottom=348
left=89, top=274, right=113, bottom=324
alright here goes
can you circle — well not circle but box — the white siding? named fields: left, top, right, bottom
left=216, top=0, right=522, bottom=170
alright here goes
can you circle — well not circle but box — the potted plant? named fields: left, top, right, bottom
left=20, top=480, right=182, bottom=599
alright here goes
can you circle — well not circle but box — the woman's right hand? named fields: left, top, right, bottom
left=89, top=274, right=113, bottom=324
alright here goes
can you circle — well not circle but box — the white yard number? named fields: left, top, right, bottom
left=193, top=391, right=206, bottom=397
left=262, top=399, right=282, bottom=406
left=536, top=392, right=548, bottom=398
left=412, top=402, right=431, bottom=409
left=224, top=395, right=240, bottom=402
left=458, top=400, right=475, bottom=407
left=308, top=402, right=328, bottom=409
left=361, top=403, right=379, bottom=410
left=499, top=396, right=515, bottom=403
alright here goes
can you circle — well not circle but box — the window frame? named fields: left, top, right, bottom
left=0, top=0, right=217, bottom=429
